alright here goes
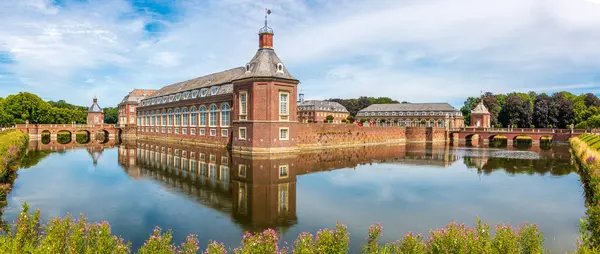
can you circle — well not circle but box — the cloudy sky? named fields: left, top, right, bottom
left=1, top=0, right=600, bottom=108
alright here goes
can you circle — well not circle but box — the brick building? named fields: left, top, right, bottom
left=356, top=103, right=464, bottom=128
left=118, top=89, right=156, bottom=126
left=87, top=97, right=104, bottom=124
left=470, top=101, right=491, bottom=128
left=297, top=98, right=349, bottom=123
left=135, top=17, right=299, bottom=154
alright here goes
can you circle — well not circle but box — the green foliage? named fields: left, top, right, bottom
left=460, top=97, right=477, bottom=126
left=103, top=107, right=118, bottom=124
left=326, top=97, right=399, bottom=117
left=0, top=203, right=551, bottom=253
left=2, top=92, right=88, bottom=124
left=325, top=115, right=335, bottom=123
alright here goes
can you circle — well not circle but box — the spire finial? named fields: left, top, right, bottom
left=265, top=8, right=271, bottom=27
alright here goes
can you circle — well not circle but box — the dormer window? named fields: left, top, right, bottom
left=175, top=93, right=182, bottom=101
left=162, top=97, right=167, bottom=103
left=245, top=63, right=251, bottom=72
left=191, top=90, right=199, bottom=98
left=183, top=92, right=190, bottom=99
left=210, top=86, right=219, bottom=96
left=168, top=95, right=174, bottom=102
left=200, top=88, right=208, bottom=97
left=276, top=63, right=283, bottom=73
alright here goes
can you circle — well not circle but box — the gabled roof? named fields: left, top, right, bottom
left=299, top=100, right=348, bottom=112
left=358, top=103, right=458, bottom=112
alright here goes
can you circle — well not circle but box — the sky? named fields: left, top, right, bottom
left=1, top=0, right=600, bottom=108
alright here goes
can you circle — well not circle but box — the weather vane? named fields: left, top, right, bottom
left=265, top=8, right=271, bottom=27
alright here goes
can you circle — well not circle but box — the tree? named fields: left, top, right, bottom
left=482, top=92, right=502, bottom=126
left=326, top=96, right=399, bottom=117
left=550, top=92, right=574, bottom=128
left=584, top=93, right=600, bottom=107
left=460, top=97, right=477, bottom=126
left=499, top=94, right=531, bottom=128
left=325, top=115, right=334, bottom=123
left=533, top=94, right=551, bottom=128
left=103, top=107, right=119, bottom=124
left=588, top=115, right=600, bottom=128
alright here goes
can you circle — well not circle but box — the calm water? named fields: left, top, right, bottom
left=4, top=140, right=585, bottom=252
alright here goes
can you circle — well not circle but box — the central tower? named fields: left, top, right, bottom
left=231, top=10, right=300, bottom=154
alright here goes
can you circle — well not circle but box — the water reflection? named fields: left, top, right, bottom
left=6, top=140, right=582, bottom=251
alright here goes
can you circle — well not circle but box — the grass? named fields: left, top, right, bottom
left=0, top=129, right=29, bottom=225
left=570, top=134, right=600, bottom=252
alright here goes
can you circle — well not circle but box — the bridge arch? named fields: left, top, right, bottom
left=95, top=130, right=110, bottom=143
left=56, top=130, right=72, bottom=144
left=41, top=130, right=51, bottom=144
left=489, top=134, right=508, bottom=147
left=75, top=130, right=91, bottom=144
left=465, top=134, right=480, bottom=146
left=513, top=135, right=533, bottom=147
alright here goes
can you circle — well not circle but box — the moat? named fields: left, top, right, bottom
left=3, top=141, right=585, bottom=252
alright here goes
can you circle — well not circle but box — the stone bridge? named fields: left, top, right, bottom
left=450, top=127, right=586, bottom=145
left=28, top=138, right=118, bottom=152
left=15, top=123, right=120, bottom=142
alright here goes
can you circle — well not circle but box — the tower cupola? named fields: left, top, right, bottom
left=259, top=9, right=274, bottom=49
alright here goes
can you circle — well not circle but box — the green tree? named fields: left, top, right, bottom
left=325, top=115, right=334, bottom=123
left=533, top=94, right=551, bottom=128
left=103, top=107, right=119, bottom=124
left=588, top=115, right=600, bottom=128
left=460, top=97, right=477, bottom=126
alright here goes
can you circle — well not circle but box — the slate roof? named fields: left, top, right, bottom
left=88, top=101, right=103, bottom=113
left=120, top=89, right=157, bottom=104
left=235, top=49, right=296, bottom=81
left=148, top=67, right=246, bottom=99
left=471, top=101, right=490, bottom=114
left=358, top=103, right=458, bottom=112
left=299, top=100, right=349, bottom=112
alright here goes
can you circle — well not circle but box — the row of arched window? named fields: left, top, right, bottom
left=137, top=103, right=230, bottom=127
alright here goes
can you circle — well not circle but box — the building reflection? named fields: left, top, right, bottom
left=117, top=140, right=461, bottom=233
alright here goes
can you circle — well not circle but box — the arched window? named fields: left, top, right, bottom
left=438, top=120, right=444, bottom=128
left=137, top=113, right=141, bottom=126
left=209, top=104, right=218, bottom=126
left=174, top=108, right=181, bottom=126
left=221, top=103, right=230, bottom=126
left=429, top=120, right=435, bottom=127
left=182, top=107, right=188, bottom=126
left=162, top=109, right=166, bottom=126
left=168, top=109, right=173, bottom=126
left=413, top=119, right=418, bottom=127
left=199, top=106, right=207, bottom=126
left=190, top=107, right=197, bottom=126
left=405, top=119, right=410, bottom=126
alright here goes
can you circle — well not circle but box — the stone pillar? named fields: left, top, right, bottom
left=50, top=133, right=57, bottom=141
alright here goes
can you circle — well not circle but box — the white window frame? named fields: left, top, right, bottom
left=238, top=127, right=247, bottom=140
left=279, top=91, right=289, bottom=121
left=210, top=129, right=216, bottom=136
left=200, top=128, right=206, bottom=136
left=239, top=91, right=248, bottom=121
left=221, top=129, right=228, bottom=137
left=279, top=165, right=289, bottom=179
left=279, top=127, right=289, bottom=140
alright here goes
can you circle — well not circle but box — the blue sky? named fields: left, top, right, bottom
left=1, top=0, right=600, bottom=108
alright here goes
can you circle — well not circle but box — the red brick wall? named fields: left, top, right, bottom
left=294, top=124, right=407, bottom=148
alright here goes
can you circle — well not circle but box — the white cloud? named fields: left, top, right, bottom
left=0, top=0, right=599, bottom=106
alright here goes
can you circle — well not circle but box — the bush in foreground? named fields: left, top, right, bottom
left=0, top=203, right=549, bottom=253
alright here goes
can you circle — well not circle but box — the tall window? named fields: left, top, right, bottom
left=182, top=107, right=188, bottom=126
left=221, top=103, right=230, bottom=126
left=174, top=108, right=180, bottom=126
left=150, top=110, right=155, bottom=126
left=279, top=92, right=289, bottom=120
left=162, top=109, right=167, bottom=126
left=239, top=91, right=248, bottom=120
left=209, top=104, right=217, bottom=126
left=168, top=109, right=173, bottom=126
left=137, top=113, right=140, bottom=125
left=199, top=106, right=207, bottom=126
left=190, top=107, right=197, bottom=126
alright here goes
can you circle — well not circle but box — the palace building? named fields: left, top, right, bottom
left=118, top=89, right=157, bottom=126
left=87, top=97, right=104, bottom=125
left=135, top=16, right=299, bottom=153
left=297, top=96, right=349, bottom=123
left=356, top=103, right=464, bottom=128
